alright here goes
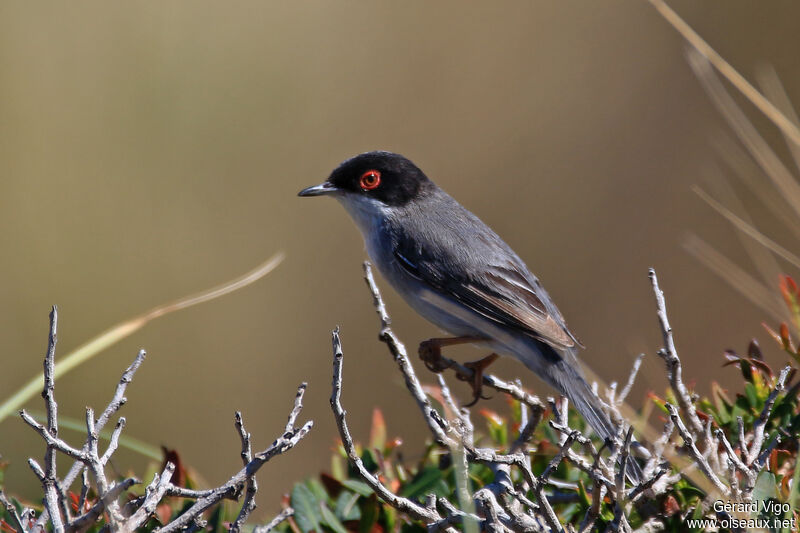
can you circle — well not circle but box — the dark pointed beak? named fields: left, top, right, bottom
left=298, top=182, right=339, bottom=197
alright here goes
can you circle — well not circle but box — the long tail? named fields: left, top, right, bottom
left=540, top=348, right=643, bottom=483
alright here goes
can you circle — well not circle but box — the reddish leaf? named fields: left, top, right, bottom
left=747, top=339, right=764, bottom=361
left=384, top=437, right=403, bottom=455
left=748, top=358, right=774, bottom=378
left=780, top=276, right=794, bottom=308
left=156, top=502, right=172, bottom=525
left=722, top=350, right=754, bottom=382
left=68, top=491, right=80, bottom=512
left=663, top=495, right=680, bottom=516
left=711, top=382, right=732, bottom=406
left=763, top=323, right=783, bottom=346
left=723, top=349, right=740, bottom=361
left=647, top=391, right=668, bottom=414
left=161, top=447, right=187, bottom=488
left=478, top=409, right=503, bottom=426
left=786, top=275, right=798, bottom=294
left=781, top=473, right=792, bottom=498
left=369, top=408, right=387, bottom=452
left=780, top=323, right=793, bottom=351
left=320, top=472, right=343, bottom=497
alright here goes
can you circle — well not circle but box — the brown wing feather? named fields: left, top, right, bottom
left=391, top=219, right=582, bottom=351
left=467, top=283, right=575, bottom=349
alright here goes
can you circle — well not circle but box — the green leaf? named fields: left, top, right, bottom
left=331, top=454, right=346, bottom=481
left=334, top=491, right=361, bottom=521
left=359, top=494, right=379, bottom=533
left=577, top=480, right=591, bottom=507
left=308, top=478, right=330, bottom=503
left=691, top=499, right=705, bottom=520
left=320, top=502, right=348, bottom=533
left=753, top=471, right=778, bottom=504
left=341, top=479, right=374, bottom=497
left=745, top=382, right=759, bottom=409
left=292, top=483, right=323, bottom=533
left=400, top=467, right=443, bottom=499
left=383, top=505, right=396, bottom=532
left=361, top=449, right=378, bottom=473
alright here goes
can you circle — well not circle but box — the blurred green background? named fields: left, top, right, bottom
left=2, top=0, right=800, bottom=518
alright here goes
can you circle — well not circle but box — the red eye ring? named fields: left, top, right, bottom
left=359, top=170, right=381, bottom=191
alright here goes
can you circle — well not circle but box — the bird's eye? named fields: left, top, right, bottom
left=359, top=170, right=381, bottom=191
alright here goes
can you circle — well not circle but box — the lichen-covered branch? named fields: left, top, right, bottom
left=320, top=265, right=798, bottom=532
left=15, top=310, right=311, bottom=533
left=649, top=269, right=705, bottom=437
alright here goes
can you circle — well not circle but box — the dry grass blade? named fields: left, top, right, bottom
left=756, top=64, right=800, bottom=172
left=687, top=50, right=800, bottom=220
left=696, top=175, right=787, bottom=313
left=692, top=185, right=800, bottom=269
left=0, top=252, right=285, bottom=424
left=683, top=234, right=786, bottom=323
left=711, top=136, right=800, bottom=241
left=648, top=0, right=800, bottom=148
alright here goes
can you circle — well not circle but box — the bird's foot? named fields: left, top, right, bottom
left=457, top=353, right=499, bottom=407
left=418, top=339, right=453, bottom=373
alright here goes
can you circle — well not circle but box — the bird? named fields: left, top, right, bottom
left=299, top=151, right=638, bottom=479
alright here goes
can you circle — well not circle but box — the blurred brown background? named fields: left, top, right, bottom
left=2, top=0, right=800, bottom=517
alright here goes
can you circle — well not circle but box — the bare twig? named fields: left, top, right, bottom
left=40, top=307, right=65, bottom=533
left=253, top=507, right=295, bottom=533
left=157, top=385, right=312, bottom=533
left=0, top=490, right=26, bottom=533
left=649, top=270, right=704, bottom=437
left=121, top=463, right=175, bottom=533
left=330, top=328, right=445, bottom=525
left=20, top=310, right=311, bottom=533
left=618, top=354, right=644, bottom=405
left=510, top=404, right=544, bottom=454
left=58, top=349, right=148, bottom=508
left=68, top=478, right=138, bottom=533
left=746, top=366, right=790, bottom=465
left=363, top=263, right=453, bottom=445
left=665, top=403, right=727, bottom=494
left=231, top=412, right=257, bottom=533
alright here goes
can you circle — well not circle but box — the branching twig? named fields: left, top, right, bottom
left=330, top=328, right=445, bottom=525
left=363, top=263, right=453, bottom=445
left=0, top=490, right=26, bottom=533
left=649, top=270, right=705, bottom=437
left=746, top=366, right=789, bottom=465
left=18, top=310, right=312, bottom=533
left=665, top=403, right=727, bottom=494
left=231, top=412, right=257, bottom=533
left=40, top=307, right=65, bottom=533
left=253, top=508, right=295, bottom=533
left=618, top=354, right=644, bottom=405
left=158, top=385, right=312, bottom=533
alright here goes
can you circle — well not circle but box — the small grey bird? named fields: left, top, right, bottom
left=300, top=151, right=633, bottom=470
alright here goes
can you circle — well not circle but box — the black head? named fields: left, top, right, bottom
left=298, top=151, right=433, bottom=206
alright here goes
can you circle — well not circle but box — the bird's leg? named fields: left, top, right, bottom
left=419, top=336, right=498, bottom=406
left=418, top=336, right=484, bottom=373
left=457, top=353, right=500, bottom=407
